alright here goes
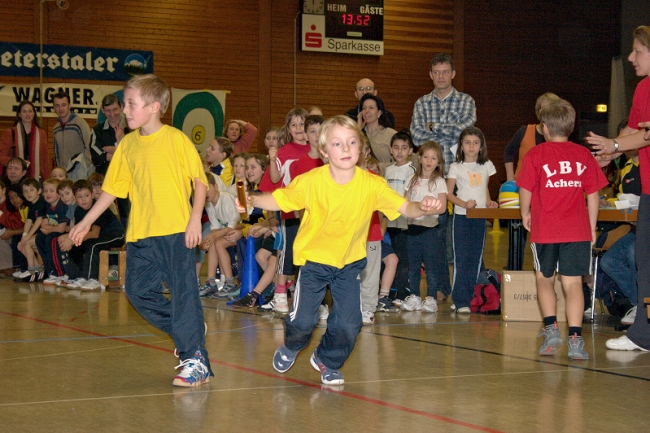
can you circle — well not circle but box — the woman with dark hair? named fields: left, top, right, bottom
left=358, top=94, right=397, bottom=172
left=0, top=100, right=50, bottom=181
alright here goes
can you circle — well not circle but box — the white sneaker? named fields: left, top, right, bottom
left=44, top=274, right=68, bottom=285
left=65, top=278, right=88, bottom=289
left=318, top=304, right=329, bottom=322
left=392, top=298, right=404, bottom=307
left=606, top=335, right=649, bottom=351
left=12, top=270, right=21, bottom=278
left=362, top=311, right=375, bottom=325
left=273, top=293, right=289, bottom=314
left=450, top=303, right=456, bottom=311
left=79, top=278, right=105, bottom=291
left=621, top=306, right=637, bottom=325
left=422, top=296, right=438, bottom=313
left=401, top=295, right=422, bottom=311
left=456, top=307, right=471, bottom=314
left=16, top=270, right=32, bottom=279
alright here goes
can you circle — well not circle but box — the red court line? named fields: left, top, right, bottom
left=0, top=310, right=504, bottom=433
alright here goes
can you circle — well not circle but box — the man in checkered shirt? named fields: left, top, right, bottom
left=410, top=53, right=477, bottom=172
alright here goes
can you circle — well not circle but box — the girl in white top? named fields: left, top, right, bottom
left=402, top=141, right=448, bottom=312
left=446, top=127, right=498, bottom=313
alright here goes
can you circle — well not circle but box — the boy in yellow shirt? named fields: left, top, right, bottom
left=69, top=74, right=212, bottom=387
left=245, top=115, right=442, bottom=385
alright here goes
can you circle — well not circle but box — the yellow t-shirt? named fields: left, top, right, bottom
left=217, top=158, right=234, bottom=187
left=272, top=166, right=406, bottom=269
left=103, top=125, right=208, bottom=242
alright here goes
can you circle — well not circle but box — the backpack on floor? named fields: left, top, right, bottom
left=595, top=266, right=633, bottom=317
left=470, top=269, right=501, bottom=314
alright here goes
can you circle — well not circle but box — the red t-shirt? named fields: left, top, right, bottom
left=628, top=76, right=650, bottom=195
left=258, top=142, right=310, bottom=193
left=258, top=142, right=310, bottom=220
left=367, top=170, right=383, bottom=242
left=289, top=153, right=324, bottom=180
left=517, top=141, right=608, bottom=243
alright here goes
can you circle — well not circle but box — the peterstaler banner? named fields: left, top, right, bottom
left=171, top=88, right=228, bottom=155
left=0, top=82, right=123, bottom=118
left=0, top=42, right=154, bottom=81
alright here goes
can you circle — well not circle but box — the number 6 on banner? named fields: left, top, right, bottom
left=172, top=90, right=225, bottom=156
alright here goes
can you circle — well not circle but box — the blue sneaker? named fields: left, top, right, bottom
left=310, top=352, right=344, bottom=385
left=198, top=279, right=219, bottom=298
left=273, top=345, right=298, bottom=373
left=172, top=350, right=211, bottom=387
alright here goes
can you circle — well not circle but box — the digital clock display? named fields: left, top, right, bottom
left=341, top=14, right=371, bottom=27
left=325, top=1, right=383, bottom=41
left=301, top=1, right=384, bottom=55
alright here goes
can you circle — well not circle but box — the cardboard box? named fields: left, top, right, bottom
left=501, top=271, right=566, bottom=322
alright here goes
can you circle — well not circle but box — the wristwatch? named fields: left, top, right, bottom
left=612, top=140, right=619, bottom=152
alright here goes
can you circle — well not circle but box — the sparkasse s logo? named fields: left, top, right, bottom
left=305, top=24, right=322, bottom=48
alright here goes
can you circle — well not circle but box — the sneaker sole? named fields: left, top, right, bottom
left=568, top=352, right=589, bottom=361
left=172, top=376, right=210, bottom=387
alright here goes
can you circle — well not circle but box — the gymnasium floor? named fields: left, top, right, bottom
left=1, top=227, right=649, bottom=433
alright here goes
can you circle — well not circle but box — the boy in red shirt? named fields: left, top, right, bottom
left=517, top=99, right=608, bottom=361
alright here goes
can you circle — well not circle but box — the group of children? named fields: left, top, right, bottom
left=196, top=106, right=505, bottom=328
left=1, top=71, right=603, bottom=388
left=205, top=97, right=606, bottom=369
left=2, top=162, right=125, bottom=290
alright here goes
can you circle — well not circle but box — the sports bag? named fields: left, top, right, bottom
left=470, top=269, right=501, bottom=314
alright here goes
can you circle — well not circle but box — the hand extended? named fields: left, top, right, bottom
left=235, top=196, right=255, bottom=214
left=420, top=196, right=443, bottom=213
left=68, top=224, right=90, bottom=246
left=584, top=131, right=616, bottom=154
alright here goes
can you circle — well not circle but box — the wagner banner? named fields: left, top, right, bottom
left=0, top=42, right=153, bottom=81
left=172, top=88, right=228, bottom=155
left=0, top=83, right=123, bottom=118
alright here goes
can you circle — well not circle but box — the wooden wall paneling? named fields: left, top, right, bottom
left=3, top=0, right=456, bottom=158
left=463, top=0, right=622, bottom=197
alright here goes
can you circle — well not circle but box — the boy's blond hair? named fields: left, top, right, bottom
left=317, top=115, right=363, bottom=154
left=42, top=177, right=61, bottom=189
left=125, top=74, right=170, bottom=116
left=539, top=99, right=575, bottom=138
left=534, top=92, right=561, bottom=121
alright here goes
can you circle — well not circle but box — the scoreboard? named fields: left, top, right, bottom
left=301, top=1, right=385, bottom=56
